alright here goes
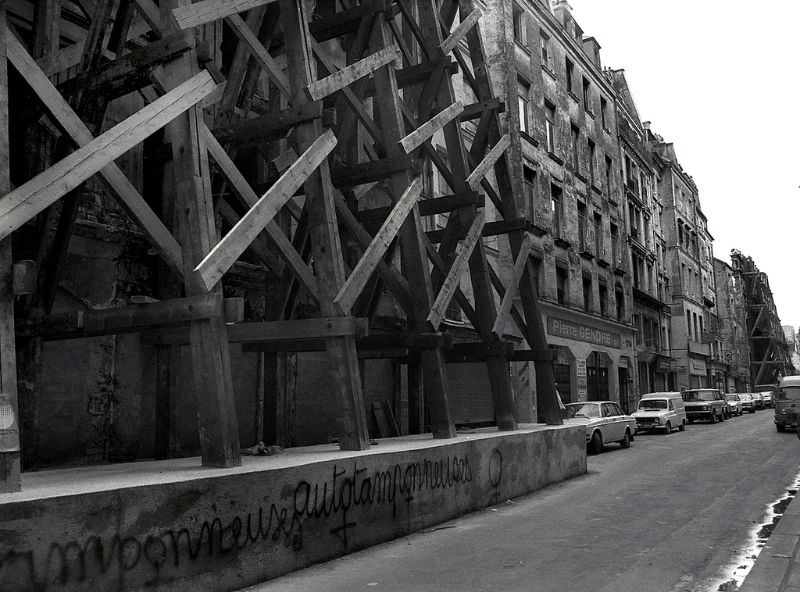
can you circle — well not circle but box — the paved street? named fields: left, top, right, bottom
left=244, top=411, right=800, bottom=592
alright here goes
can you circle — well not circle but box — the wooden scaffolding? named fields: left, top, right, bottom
left=0, top=0, right=561, bottom=492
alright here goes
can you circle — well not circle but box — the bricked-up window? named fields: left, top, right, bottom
left=565, top=57, right=575, bottom=94
left=540, top=30, right=552, bottom=70
left=517, top=79, right=531, bottom=134
left=523, top=164, right=537, bottom=220
left=582, top=77, right=591, bottom=112
left=512, top=3, right=527, bottom=45
left=600, top=96, right=608, bottom=128
left=587, top=138, right=596, bottom=184
left=550, top=182, right=563, bottom=238
left=557, top=266, right=569, bottom=305
left=544, top=101, right=556, bottom=153
left=570, top=124, right=580, bottom=172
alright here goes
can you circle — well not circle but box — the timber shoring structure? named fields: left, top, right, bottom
left=730, top=250, right=793, bottom=386
left=0, top=0, right=561, bottom=492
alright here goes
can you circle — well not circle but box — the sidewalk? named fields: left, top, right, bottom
left=741, top=492, right=800, bottom=591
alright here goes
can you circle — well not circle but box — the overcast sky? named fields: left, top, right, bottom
left=568, top=0, right=800, bottom=330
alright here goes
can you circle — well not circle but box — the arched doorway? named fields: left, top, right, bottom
left=586, top=351, right=612, bottom=401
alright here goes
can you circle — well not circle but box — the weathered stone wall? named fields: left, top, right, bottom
left=0, top=427, right=586, bottom=592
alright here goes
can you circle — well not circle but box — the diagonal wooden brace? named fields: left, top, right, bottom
left=172, top=0, right=277, bottom=30
left=492, top=232, right=533, bottom=337
left=306, top=45, right=400, bottom=101
left=399, top=101, right=463, bottom=154
left=334, top=178, right=422, bottom=313
left=466, top=133, right=510, bottom=191
left=202, top=123, right=319, bottom=300
left=427, top=210, right=486, bottom=329
left=440, top=8, right=482, bottom=55
left=225, top=13, right=291, bottom=99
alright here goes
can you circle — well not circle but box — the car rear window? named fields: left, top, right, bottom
left=682, top=390, right=717, bottom=402
left=639, top=400, right=667, bottom=410
left=779, top=386, right=800, bottom=401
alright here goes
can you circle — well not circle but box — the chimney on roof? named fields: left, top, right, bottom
left=643, top=121, right=651, bottom=130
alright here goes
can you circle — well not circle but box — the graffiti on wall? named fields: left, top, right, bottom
left=0, top=450, right=499, bottom=590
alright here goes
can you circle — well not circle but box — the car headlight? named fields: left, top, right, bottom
left=654, top=418, right=661, bottom=424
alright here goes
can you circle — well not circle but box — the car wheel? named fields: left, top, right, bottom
left=678, top=419, right=686, bottom=431
left=750, top=409, right=755, bottom=414
left=719, top=410, right=725, bottom=422
left=777, top=424, right=786, bottom=433
left=589, top=431, right=603, bottom=454
left=620, top=430, right=631, bottom=448
left=710, top=412, right=717, bottom=424
left=664, top=421, right=672, bottom=434
left=688, top=418, right=694, bottom=424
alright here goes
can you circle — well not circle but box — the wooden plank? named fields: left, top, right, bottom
left=308, top=0, right=391, bottom=41
left=213, top=102, right=322, bottom=146
left=399, top=101, right=463, bottom=154
left=37, top=43, right=82, bottom=77
left=334, top=178, right=421, bottom=313
left=492, top=233, right=533, bottom=337
left=331, top=156, right=418, bottom=187
left=134, top=0, right=162, bottom=33
left=0, top=6, right=20, bottom=492
left=333, top=192, right=414, bottom=316
left=440, top=7, right=482, bottom=55
left=460, top=98, right=503, bottom=121
left=0, top=69, right=217, bottom=239
left=171, top=0, right=276, bottom=30
left=362, top=58, right=458, bottom=97
left=17, top=294, right=223, bottom=340
left=201, top=122, right=320, bottom=300
left=426, top=218, right=529, bottom=243
left=228, top=317, right=368, bottom=343
left=306, top=45, right=399, bottom=101
left=357, top=191, right=483, bottom=224
left=225, top=13, right=291, bottom=99
left=466, top=133, right=510, bottom=190
left=6, top=30, right=185, bottom=276
left=427, top=210, right=486, bottom=329
left=196, top=130, right=337, bottom=291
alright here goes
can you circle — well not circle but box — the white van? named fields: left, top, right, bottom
left=632, top=391, right=688, bottom=434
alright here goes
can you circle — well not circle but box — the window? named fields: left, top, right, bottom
left=570, top=124, right=580, bottom=172
left=540, top=30, right=552, bottom=70
left=693, top=313, right=699, bottom=342
left=512, top=3, right=527, bottom=44
left=531, top=256, right=544, bottom=297
left=600, top=96, right=608, bottom=128
left=557, top=266, right=569, bottom=305
left=582, top=274, right=592, bottom=312
left=598, top=282, right=608, bottom=317
left=577, top=201, right=587, bottom=251
left=587, top=139, right=596, bottom=184
left=582, top=77, right=591, bottom=111
left=517, top=79, right=530, bottom=134
left=550, top=183, right=563, bottom=237
left=615, top=283, right=625, bottom=320
left=604, top=156, right=613, bottom=194
left=523, top=164, right=537, bottom=220
left=544, top=102, right=556, bottom=153
left=610, top=223, right=619, bottom=266
left=594, top=212, right=603, bottom=255
left=686, top=310, right=691, bottom=339
left=565, top=58, right=575, bottom=94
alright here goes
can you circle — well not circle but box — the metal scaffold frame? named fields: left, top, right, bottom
left=0, top=0, right=560, bottom=492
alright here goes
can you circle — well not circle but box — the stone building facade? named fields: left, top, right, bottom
left=715, top=259, right=752, bottom=392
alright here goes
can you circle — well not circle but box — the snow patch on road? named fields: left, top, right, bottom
left=706, top=472, right=800, bottom=592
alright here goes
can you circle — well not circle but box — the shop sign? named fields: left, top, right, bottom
left=547, top=317, right=621, bottom=349
left=690, top=359, right=707, bottom=374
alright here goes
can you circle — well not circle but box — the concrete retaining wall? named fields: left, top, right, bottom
left=0, top=426, right=586, bottom=592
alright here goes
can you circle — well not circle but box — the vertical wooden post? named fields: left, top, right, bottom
left=0, top=6, right=21, bottom=491
left=279, top=0, right=370, bottom=451
left=160, top=0, right=241, bottom=467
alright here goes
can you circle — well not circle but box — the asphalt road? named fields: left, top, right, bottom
left=243, top=410, right=800, bottom=592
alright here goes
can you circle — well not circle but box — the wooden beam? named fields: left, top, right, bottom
left=196, top=130, right=337, bottom=291
left=308, top=0, right=391, bottom=41
left=171, top=0, right=277, bottom=30
left=362, top=58, right=458, bottom=97
left=334, top=178, right=421, bottom=313
left=460, top=98, right=504, bottom=121
left=399, top=101, right=463, bottom=154
left=357, top=191, right=483, bottom=224
left=6, top=30, right=185, bottom=276
left=492, top=233, right=533, bottom=337
left=36, top=43, right=82, bottom=77
left=466, top=133, right=510, bottom=190
left=134, top=0, right=162, bottom=33
left=440, top=7, right=481, bottom=55
left=426, top=218, right=529, bottom=243
left=427, top=210, right=486, bottom=329
left=225, top=13, right=291, bottom=99
left=331, top=156, right=418, bottom=187
left=0, top=69, right=217, bottom=240
left=306, top=45, right=399, bottom=101
left=212, top=102, right=322, bottom=146
left=202, top=122, right=320, bottom=300
left=228, top=317, right=368, bottom=343
left=0, top=6, right=20, bottom=492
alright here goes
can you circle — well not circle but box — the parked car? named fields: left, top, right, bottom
left=632, top=391, right=687, bottom=434
left=760, top=391, right=775, bottom=409
left=682, top=389, right=726, bottom=423
left=738, top=393, right=756, bottom=413
left=751, top=392, right=765, bottom=410
left=775, top=376, right=800, bottom=432
left=724, top=393, right=744, bottom=416
left=563, top=401, right=636, bottom=454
